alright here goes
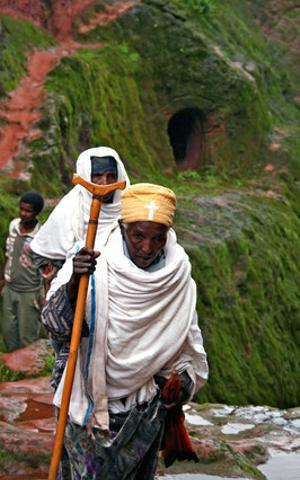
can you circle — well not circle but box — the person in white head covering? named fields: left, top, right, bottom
left=30, top=146, right=130, bottom=284
left=42, top=183, right=208, bottom=480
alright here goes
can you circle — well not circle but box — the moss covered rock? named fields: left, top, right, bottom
left=175, top=190, right=300, bottom=407
left=0, top=14, right=54, bottom=99
left=0, top=0, right=300, bottom=409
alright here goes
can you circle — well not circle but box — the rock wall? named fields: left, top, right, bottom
left=0, top=0, right=300, bottom=407
left=0, top=0, right=96, bottom=37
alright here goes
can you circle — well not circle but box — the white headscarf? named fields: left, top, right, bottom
left=30, top=147, right=130, bottom=260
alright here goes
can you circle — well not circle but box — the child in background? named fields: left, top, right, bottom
left=2, top=192, right=44, bottom=352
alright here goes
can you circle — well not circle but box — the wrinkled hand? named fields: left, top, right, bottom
left=72, top=247, right=100, bottom=276
left=163, top=390, right=185, bottom=409
left=160, top=372, right=192, bottom=410
left=67, top=247, right=100, bottom=303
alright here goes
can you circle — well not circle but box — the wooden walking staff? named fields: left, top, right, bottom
left=48, top=174, right=126, bottom=480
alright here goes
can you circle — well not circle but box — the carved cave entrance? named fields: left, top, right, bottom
left=167, top=108, right=206, bottom=170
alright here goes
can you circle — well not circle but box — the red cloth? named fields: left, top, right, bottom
left=160, top=373, right=199, bottom=467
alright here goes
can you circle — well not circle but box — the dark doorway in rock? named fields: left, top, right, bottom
left=167, top=108, right=206, bottom=170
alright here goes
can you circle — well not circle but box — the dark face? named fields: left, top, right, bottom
left=120, top=221, right=168, bottom=269
left=19, top=202, right=36, bottom=224
left=91, top=170, right=118, bottom=203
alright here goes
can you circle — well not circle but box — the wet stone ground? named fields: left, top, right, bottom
left=0, top=342, right=299, bottom=479
left=155, top=404, right=300, bottom=480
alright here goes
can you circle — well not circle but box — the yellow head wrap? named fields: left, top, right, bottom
left=120, top=183, right=176, bottom=227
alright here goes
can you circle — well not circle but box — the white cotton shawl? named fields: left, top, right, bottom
left=53, top=227, right=208, bottom=430
left=30, top=146, right=130, bottom=259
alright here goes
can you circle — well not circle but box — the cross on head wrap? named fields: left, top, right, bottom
left=120, top=183, right=176, bottom=227
left=20, top=191, right=44, bottom=214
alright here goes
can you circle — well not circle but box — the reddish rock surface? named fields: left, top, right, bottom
left=0, top=0, right=138, bottom=177
left=0, top=0, right=95, bottom=36
left=0, top=376, right=54, bottom=479
left=1, top=339, right=52, bottom=374
left=0, top=376, right=52, bottom=395
left=0, top=0, right=49, bottom=29
left=0, top=0, right=138, bottom=38
left=79, top=0, right=137, bottom=33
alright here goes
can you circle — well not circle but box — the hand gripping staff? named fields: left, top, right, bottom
left=48, top=174, right=126, bottom=480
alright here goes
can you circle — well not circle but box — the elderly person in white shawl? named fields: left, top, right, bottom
left=42, top=183, right=208, bottom=480
left=30, top=146, right=130, bottom=284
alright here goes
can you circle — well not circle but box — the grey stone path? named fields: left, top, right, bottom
left=258, top=451, right=300, bottom=480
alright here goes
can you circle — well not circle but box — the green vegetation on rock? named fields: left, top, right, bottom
left=0, top=189, right=18, bottom=265
left=0, top=15, right=54, bottom=99
left=33, top=41, right=173, bottom=188
left=0, top=446, right=50, bottom=476
left=178, top=192, right=300, bottom=407
left=0, top=1, right=300, bottom=409
left=0, top=349, right=54, bottom=382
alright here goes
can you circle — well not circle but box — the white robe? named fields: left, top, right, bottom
left=52, top=227, right=208, bottom=430
left=30, top=146, right=130, bottom=260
